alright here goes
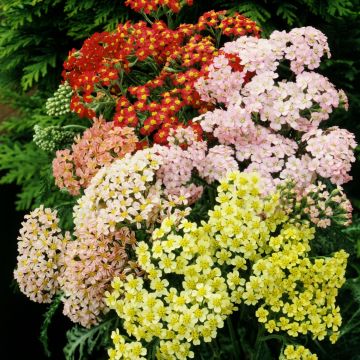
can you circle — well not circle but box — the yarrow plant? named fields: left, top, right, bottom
left=105, top=172, right=348, bottom=359
left=12, top=1, right=358, bottom=359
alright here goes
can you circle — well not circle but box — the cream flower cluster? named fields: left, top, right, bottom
left=73, top=148, right=189, bottom=239
left=14, top=206, right=70, bottom=303
left=14, top=207, right=141, bottom=327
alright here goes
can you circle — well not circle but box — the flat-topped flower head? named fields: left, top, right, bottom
left=73, top=147, right=190, bottom=239
left=14, top=206, right=70, bottom=303
left=53, top=118, right=138, bottom=195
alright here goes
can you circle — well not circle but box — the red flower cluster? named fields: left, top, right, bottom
left=62, top=11, right=260, bottom=144
left=197, top=10, right=261, bottom=37
left=125, top=0, right=193, bottom=14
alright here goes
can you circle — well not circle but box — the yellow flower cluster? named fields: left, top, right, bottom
left=281, top=345, right=318, bottom=360
left=105, top=171, right=348, bottom=359
left=253, top=247, right=347, bottom=342
left=106, top=172, right=281, bottom=359
left=109, top=330, right=147, bottom=360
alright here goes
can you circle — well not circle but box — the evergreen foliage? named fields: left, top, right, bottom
left=0, top=0, right=131, bottom=92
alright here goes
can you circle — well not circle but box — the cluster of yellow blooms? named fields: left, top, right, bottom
left=281, top=344, right=318, bottom=359
left=105, top=171, right=348, bottom=360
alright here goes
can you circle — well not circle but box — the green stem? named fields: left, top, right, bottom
left=209, top=341, right=220, bottom=359
left=253, top=326, right=265, bottom=360
left=314, top=339, right=327, bottom=355
left=141, top=11, right=153, bottom=25
left=227, top=317, right=241, bottom=359
left=150, top=339, right=159, bottom=360
left=259, top=334, right=285, bottom=342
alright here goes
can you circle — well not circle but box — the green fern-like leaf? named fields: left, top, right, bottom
left=64, top=317, right=118, bottom=360
left=21, top=54, right=57, bottom=90
left=0, top=140, right=49, bottom=185
left=347, top=277, right=360, bottom=304
left=327, top=0, right=355, bottom=17
left=228, top=1, right=271, bottom=24
left=276, top=3, right=298, bottom=26
left=342, top=217, right=360, bottom=258
left=0, top=138, right=76, bottom=211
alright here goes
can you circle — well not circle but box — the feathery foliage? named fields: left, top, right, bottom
left=0, top=0, right=131, bottom=92
left=64, top=317, right=118, bottom=360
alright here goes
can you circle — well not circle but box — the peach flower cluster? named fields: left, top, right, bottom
left=53, top=118, right=138, bottom=195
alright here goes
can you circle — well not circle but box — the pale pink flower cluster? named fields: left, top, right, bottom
left=279, top=155, right=315, bottom=191
left=195, top=54, right=245, bottom=105
left=305, top=127, right=357, bottom=185
left=73, top=148, right=190, bottom=240
left=167, top=125, right=200, bottom=146
left=241, top=71, right=342, bottom=132
left=52, top=118, right=138, bottom=195
left=199, top=103, right=247, bottom=136
left=14, top=206, right=69, bottom=303
left=60, top=228, right=135, bottom=328
left=222, top=26, right=330, bottom=76
left=300, top=182, right=353, bottom=228
left=271, top=27, right=331, bottom=74
left=222, top=36, right=280, bottom=74
left=157, top=128, right=206, bottom=203
left=198, top=145, right=238, bottom=184
left=194, top=27, right=356, bottom=194
left=159, top=127, right=240, bottom=195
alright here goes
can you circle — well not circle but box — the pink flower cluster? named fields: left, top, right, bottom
left=198, top=145, right=238, bottom=184
left=60, top=228, right=137, bottom=328
left=14, top=206, right=69, bottom=303
left=194, top=27, right=356, bottom=194
left=222, top=26, right=330, bottom=75
left=52, top=118, right=138, bottom=195
left=242, top=71, right=342, bottom=132
left=157, top=127, right=206, bottom=203
left=158, top=126, right=240, bottom=197
left=271, top=27, right=331, bottom=74
left=304, top=127, right=357, bottom=185
left=195, top=54, right=246, bottom=105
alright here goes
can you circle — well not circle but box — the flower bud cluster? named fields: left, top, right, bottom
left=45, top=81, right=73, bottom=117
left=33, top=125, right=75, bottom=152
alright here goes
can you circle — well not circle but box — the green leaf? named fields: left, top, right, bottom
left=327, top=0, right=355, bottom=17
left=64, top=317, right=118, bottom=360
left=21, top=54, right=57, bottom=90
left=276, top=3, right=298, bottom=26
left=228, top=1, right=271, bottom=24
